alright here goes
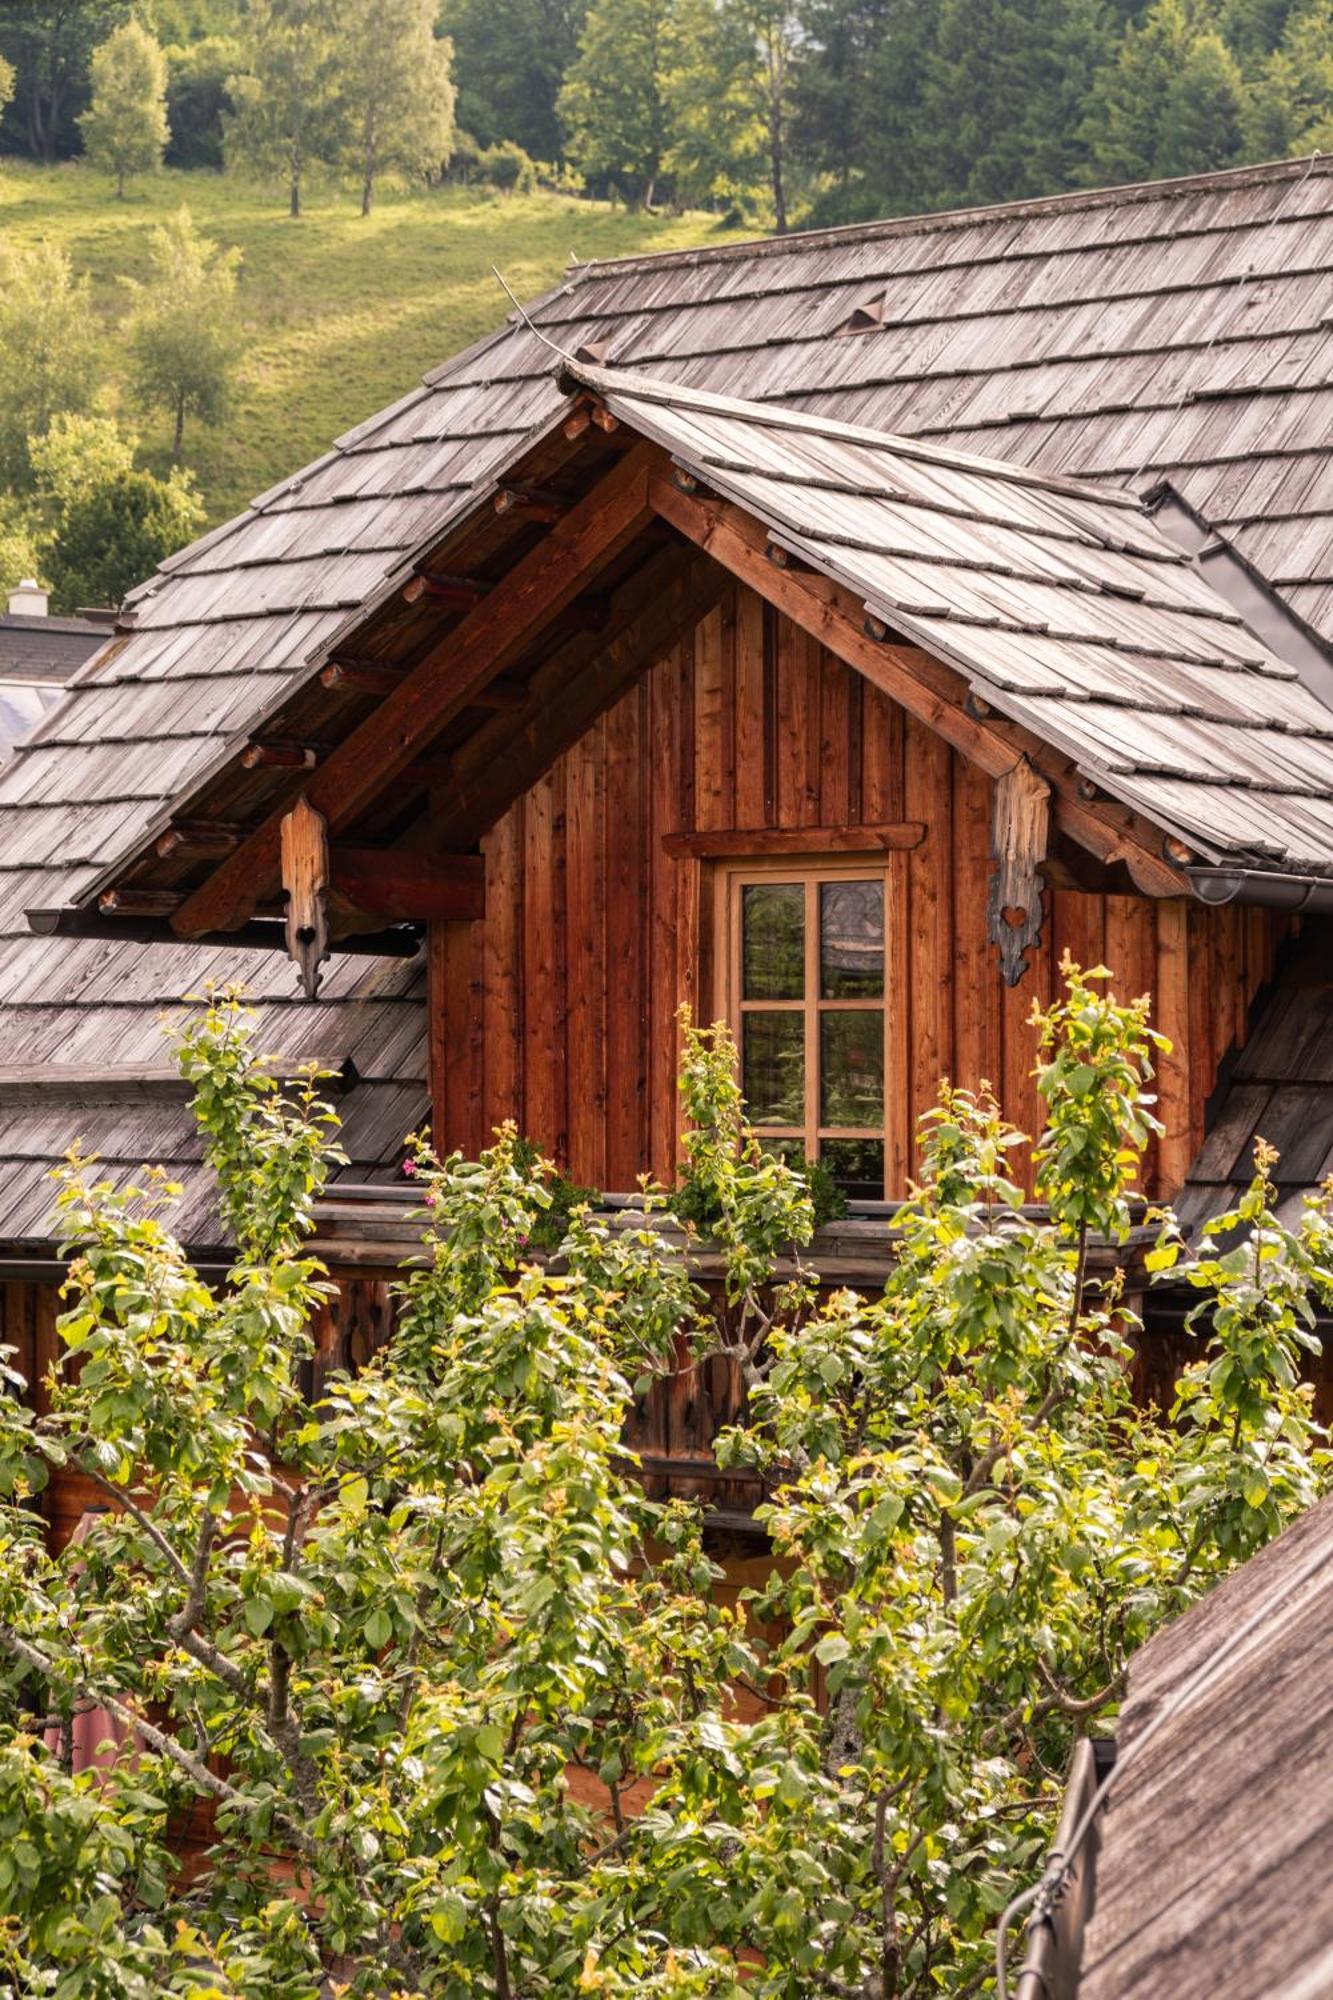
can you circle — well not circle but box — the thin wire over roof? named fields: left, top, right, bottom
left=581, top=363, right=1333, bottom=875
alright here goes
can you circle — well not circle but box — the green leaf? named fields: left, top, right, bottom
left=814, top=1632, right=850, bottom=1665
left=363, top=1606, right=392, bottom=1649
left=244, top=1596, right=274, bottom=1637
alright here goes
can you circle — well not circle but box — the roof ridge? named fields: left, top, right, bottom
left=568, top=361, right=1144, bottom=510
left=561, top=152, right=1332, bottom=290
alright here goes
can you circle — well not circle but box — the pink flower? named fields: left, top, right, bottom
left=402, top=1159, right=417, bottom=1178
left=423, top=1191, right=437, bottom=1207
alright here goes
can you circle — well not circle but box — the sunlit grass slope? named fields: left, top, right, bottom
left=0, top=162, right=741, bottom=523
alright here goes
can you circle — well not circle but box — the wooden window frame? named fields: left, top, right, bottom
left=711, top=853, right=907, bottom=1200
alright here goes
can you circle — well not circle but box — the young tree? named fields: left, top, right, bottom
left=42, top=459, right=204, bottom=609
left=0, top=973, right=1327, bottom=1994
left=224, top=0, right=341, bottom=218
left=125, top=207, right=243, bottom=457
left=665, top=0, right=800, bottom=228
left=0, top=241, right=100, bottom=488
left=559, top=0, right=673, bottom=207
left=78, top=17, right=169, bottom=194
left=339, top=0, right=455, bottom=216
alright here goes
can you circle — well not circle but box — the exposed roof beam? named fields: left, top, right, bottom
left=649, top=471, right=1186, bottom=898
left=429, top=541, right=724, bottom=850
left=166, top=443, right=657, bottom=938
left=25, top=906, right=422, bottom=957
left=329, top=847, right=484, bottom=923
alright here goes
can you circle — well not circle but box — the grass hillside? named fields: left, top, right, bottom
left=0, top=163, right=740, bottom=526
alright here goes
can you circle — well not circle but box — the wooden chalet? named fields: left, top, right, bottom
left=4, top=154, right=1333, bottom=1526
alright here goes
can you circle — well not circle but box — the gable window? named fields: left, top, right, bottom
left=719, top=861, right=891, bottom=1201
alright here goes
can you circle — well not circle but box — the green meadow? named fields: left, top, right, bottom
left=0, top=163, right=737, bottom=523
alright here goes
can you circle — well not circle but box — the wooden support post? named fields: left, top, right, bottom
left=281, top=796, right=330, bottom=998
left=987, top=756, right=1051, bottom=987
left=99, top=887, right=182, bottom=917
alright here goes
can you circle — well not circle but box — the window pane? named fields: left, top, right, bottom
left=821, top=1010, right=884, bottom=1127
left=821, top=1137, right=885, bottom=1201
left=742, top=1013, right=805, bottom=1125
left=742, top=883, right=804, bottom=1000
left=821, top=879, right=884, bottom=998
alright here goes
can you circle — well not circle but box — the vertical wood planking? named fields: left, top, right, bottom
left=1154, top=899, right=1191, bottom=1195
left=693, top=604, right=727, bottom=832
left=522, top=764, right=568, bottom=1160
left=565, top=724, right=607, bottom=1185
left=427, top=918, right=448, bottom=1150
left=1051, top=887, right=1106, bottom=977
left=904, top=716, right=953, bottom=1170
left=884, top=852, right=911, bottom=1195
left=860, top=682, right=904, bottom=821
left=733, top=587, right=767, bottom=828
left=818, top=654, right=851, bottom=827
left=1106, top=893, right=1160, bottom=1189
left=481, top=809, right=523, bottom=1135
left=605, top=681, right=647, bottom=1185
left=951, top=756, right=1002, bottom=1096
left=649, top=646, right=685, bottom=1180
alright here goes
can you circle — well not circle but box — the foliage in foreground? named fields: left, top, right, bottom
left=0, top=967, right=1328, bottom=1996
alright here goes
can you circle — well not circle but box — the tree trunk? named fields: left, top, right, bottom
left=173, top=392, right=185, bottom=460
left=116, top=166, right=125, bottom=199
left=290, top=174, right=301, bottom=218
left=361, top=175, right=373, bottom=216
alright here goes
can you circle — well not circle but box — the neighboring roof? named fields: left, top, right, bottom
left=0, top=612, right=109, bottom=683
left=0, top=613, right=108, bottom=765
left=1, top=152, right=1332, bottom=1248
left=1073, top=1490, right=1333, bottom=1999
left=1175, top=919, right=1333, bottom=1232
left=585, top=366, right=1333, bottom=876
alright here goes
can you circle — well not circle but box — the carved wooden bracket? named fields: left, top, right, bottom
left=987, top=755, right=1051, bottom=987
left=281, top=795, right=331, bottom=998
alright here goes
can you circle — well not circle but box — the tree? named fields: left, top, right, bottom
left=0, top=240, right=100, bottom=488
left=0, top=0, right=126, bottom=161
left=164, top=32, right=241, bottom=169
left=42, top=459, right=203, bottom=608
left=338, top=0, right=455, bottom=216
left=665, top=0, right=800, bottom=228
left=0, top=971, right=1327, bottom=1995
left=1241, top=0, right=1333, bottom=156
left=224, top=0, right=341, bottom=218
left=125, top=207, right=243, bottom=457
left=559, top=0, right=673, bottom=206
left=78, top=17, right=168, bottom=193
left=1086, top=0, right=1247, bottom=184
left=924, top=0, right=1115, bottom=208
left=440, top=0, right=587, bottom=162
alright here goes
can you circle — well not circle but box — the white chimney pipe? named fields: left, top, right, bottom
left=7, top=579, right=48, bottom=618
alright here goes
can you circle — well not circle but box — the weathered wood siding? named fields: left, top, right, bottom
left=428, top=582, right=1284, bottom=1199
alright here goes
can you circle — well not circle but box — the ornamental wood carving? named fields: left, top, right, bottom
left=281, top=795, right=330, bottom=998
left=987, top=755, right=1051, bottom=987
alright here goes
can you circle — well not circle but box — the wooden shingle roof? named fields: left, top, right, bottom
left=586, top=366, right=1333, bottom=875
left=1072, top=1490, right=1333, bottom=1998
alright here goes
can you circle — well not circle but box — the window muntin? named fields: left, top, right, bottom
left=728, top=864, right=890, bottom=1200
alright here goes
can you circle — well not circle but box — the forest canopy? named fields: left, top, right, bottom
left=0, top=0, right=1330, bottom=228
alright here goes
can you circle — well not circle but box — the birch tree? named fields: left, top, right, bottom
left=339, top=0, right=455, bottom=215
left=78, top=17, right=168, bottom=194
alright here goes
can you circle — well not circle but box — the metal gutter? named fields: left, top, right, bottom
left=1186, top=865, right=1333, bottom=913
left=1015, top=1736, right=1117, bottom=2000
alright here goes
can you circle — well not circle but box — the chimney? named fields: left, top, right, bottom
left=7, top=579, right=48, bottom=618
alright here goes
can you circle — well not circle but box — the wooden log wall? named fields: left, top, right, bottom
left=432, top=581, right=1286, bottom=1201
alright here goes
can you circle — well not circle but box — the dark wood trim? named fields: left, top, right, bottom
left=648, top=473, right=1186, bottom=899
left=168, top=444, right=657, bottom=938
left=329, top=848, right=485, bottom=923
left=662, top=821, right=925, bottom=858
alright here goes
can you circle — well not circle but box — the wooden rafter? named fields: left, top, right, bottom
left=428, top=542, right=725, bottom=851
left=648, top=472, right=1186, bottom=898
left=167, top=443, right=657, bottom=938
